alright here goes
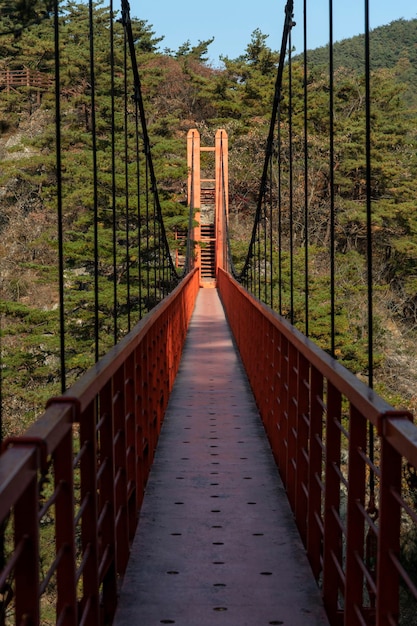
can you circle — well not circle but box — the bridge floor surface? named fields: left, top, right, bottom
left=114, top=288, right=329, bottom=626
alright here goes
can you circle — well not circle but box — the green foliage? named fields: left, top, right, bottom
left=298, top=19, right=417, bottom=109
left=1, top=14, right=417, bottom=624
left=0, top=0, right=53, bottom=36
left=0, top=1, right=183, bottom=434
left=2, top=6, right=417, bottom=434
left=220, top=29, right=279, bottom=118
left=228, top=19, right=417, bottom=407
left=174, top=37, right=215, bottom=63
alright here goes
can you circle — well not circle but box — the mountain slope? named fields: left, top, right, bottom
left=297, top=18, right=417, bottom=108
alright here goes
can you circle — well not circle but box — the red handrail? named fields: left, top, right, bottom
left=2, top=267, right=417, bottom=625
left=0, top=269, right=199, bottom=626
left=218, top=268, right=417, bottom=626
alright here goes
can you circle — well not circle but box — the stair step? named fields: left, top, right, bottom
left=200, top=189, right=215, bottom=203
left=200, top=224, right=215, bottom=240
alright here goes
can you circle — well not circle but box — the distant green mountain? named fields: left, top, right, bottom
left=296, top=18, right=417, bottom=108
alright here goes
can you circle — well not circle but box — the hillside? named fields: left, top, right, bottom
left=297, top=18, right=417, bottom=108
left=1, top=5, right=417, bottom=436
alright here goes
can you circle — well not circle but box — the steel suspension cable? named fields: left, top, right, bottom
left=365, top=0, right=375, bottom=505
left=269, top=156, right=274, bottom=308
left=88, top=0, right=100, bottom=363
left=145, top=157, right=150, bottom=304
left=161, top=213, right=167, bottom=297
left=0, top=309, right=2, bottom=449
left=263, top=197, right=267, bottom=302
left=278, top=105, right=283, bottom=316
left=288, top=27, right=294, bottom=326
left=234, top=0, right=294, bottom=283
left=110, top=0, right=118, bottom=344
left=153, top=195, right=158, bottom=302
left=256, top=212, right=263, bottom=299
left=329, top=0, right=336, bottom=357
left=54, top=0, right=66, bottom=391
left=365, top=0, right=373, bottom=391
left=134, top=97, right=143, bottom=318
left=303, top=0, right=309, bottom=337
left=123, top=25, right=131, bottom=331
left=121, top=0, right=180, bottom=286
left=0, top=319, right=2, bottom=573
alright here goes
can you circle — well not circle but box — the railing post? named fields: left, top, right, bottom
left=14, top=458, right=40, bottom=625
left=344, top=405, right=367, bottom=624
left=155, top=317, right=168, bottom=433
left=79, top=400, right=100, bottom=623
left=376, top=430, right=401, bottom=625
left=54, top=427, right=77, bottom=625
left=307, top=365, right=324, bottom=580
left=271, top=325, right=281, bottom=461
left=147, top=330, right=158, bottom=458
left=286, top=342, right=298, bottom=510
left=264, top=320, right=275, bottom=447
left=98, top=380, right=118, bottom=622
left=322, top=383, right=343, bottom=623
left=295, top=353, right=310, bottom=544
left=113, top=364, right=130, bottom=578
left=135, top=341, right=147, bottom=510
left=125, top=352, right=138, bottom=540
left=277, top=333, right=289, bottom=479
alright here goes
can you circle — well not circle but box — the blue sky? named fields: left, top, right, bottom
left=129, top=0, right=417, bottom=66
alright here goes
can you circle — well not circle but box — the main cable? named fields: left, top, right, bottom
left=234, top=0, right=294, bottom=284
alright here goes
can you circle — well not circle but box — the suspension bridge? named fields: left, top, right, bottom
left=1, top=0, right=417, bottom=625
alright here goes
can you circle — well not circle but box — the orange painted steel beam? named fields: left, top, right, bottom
left=187, top=129, right=228, bottom=287
left=187, top=129, right=201, bottom=279
left=215, top=129, right=228, bottom=276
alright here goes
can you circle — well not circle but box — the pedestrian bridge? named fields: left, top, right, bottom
left=1, top=1, right=417, bottom=625
left=2, top=268, right=416, bottom=625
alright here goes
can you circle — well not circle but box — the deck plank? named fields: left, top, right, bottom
left=114, top=288, right=329, bottom=626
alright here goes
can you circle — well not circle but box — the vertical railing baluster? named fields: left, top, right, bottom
left=295, top=353, right=309, bottom=544
left=345, top=405, right=367, bottom=624
left=54, top=428, right=77, bottom=626
left=79, top=401, right=100, bottom=623
left=98, top=381, right=117, bottom=622
left=113, top=365, right=129, bottom=577
left=376, top=432, right=402, bottom=625
left=307, top=366, right=324, bottom=580
left=125, top=352, right=137, bottom=539
left=282, top=335, right=290, bottom=484
left=135, top=342, right=146, bottom=510
left=286, top=342, right=298, bottom=509
left=322, top=382, right=343, bottom=622
left=14, top=456, right=39, bottom=625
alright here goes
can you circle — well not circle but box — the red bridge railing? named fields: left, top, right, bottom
left=2, top=268, right=417, bottom=625
left=218, top=269, right=417, bottom=625
left=0, top=269, right=199, bottom=626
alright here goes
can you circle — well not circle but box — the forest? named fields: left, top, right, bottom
left=1, top=2, right=417, bottom=440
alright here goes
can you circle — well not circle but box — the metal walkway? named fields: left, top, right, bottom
left=114, top=288, right=329, bottom=626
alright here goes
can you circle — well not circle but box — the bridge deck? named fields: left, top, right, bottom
left=114, top=288, right=329, bottom=626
